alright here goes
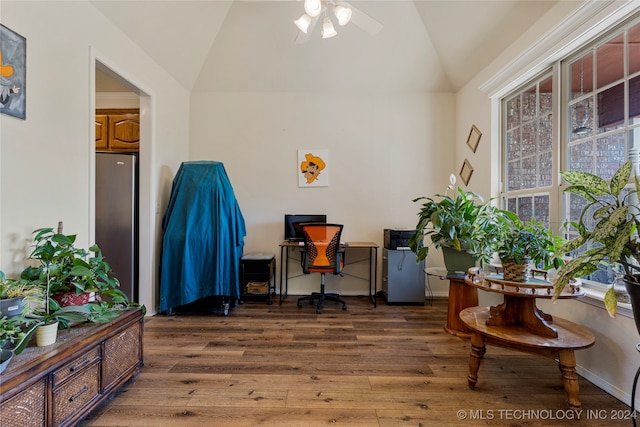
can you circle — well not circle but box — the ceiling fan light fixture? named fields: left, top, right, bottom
left=294, top=14, right=312, bottom=33
left=333, top=5, right=352, bottom=26
left=304, top=0, right=322, bottom=18
left=321, top=17, right=337, bottom=38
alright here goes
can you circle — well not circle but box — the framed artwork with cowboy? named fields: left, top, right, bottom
left=0, top=24, right=26, bottom=120
left=298, top=149, right=329, bottom=187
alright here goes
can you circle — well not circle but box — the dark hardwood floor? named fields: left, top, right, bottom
left=81, top=296, right=632, bottom=426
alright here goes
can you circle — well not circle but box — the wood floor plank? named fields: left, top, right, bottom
left=80, top=296, right=632, bottom=426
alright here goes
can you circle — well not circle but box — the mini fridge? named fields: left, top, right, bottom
left=382, top=248, right=425, bottom=304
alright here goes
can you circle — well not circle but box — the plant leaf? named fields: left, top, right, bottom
left=604, top=286, right=617, bottom=318
left=609, top=161, right=632, bottom=197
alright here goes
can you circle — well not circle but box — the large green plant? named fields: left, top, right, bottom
left=553, top=161, right=640, bottom=316
left=409, top=186, right=502, bottom=263
left=496, top=212, right=565, bottom=269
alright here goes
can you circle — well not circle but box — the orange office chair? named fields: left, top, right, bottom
left=297, top=223, right=347, bottom=314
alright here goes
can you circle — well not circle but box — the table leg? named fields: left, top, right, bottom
left=445, top=277, right=478, bottom=338
left=467, top=332, right=486, bottom=390
left=558, top=349, right=581, bottom=410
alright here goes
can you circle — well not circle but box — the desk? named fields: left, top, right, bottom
left=279, top=241, right=378, bottom=307
left=460, top=306, right=595, bottom=410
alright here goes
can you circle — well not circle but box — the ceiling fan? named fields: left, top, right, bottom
left=294, top=0, right=382, bottom=43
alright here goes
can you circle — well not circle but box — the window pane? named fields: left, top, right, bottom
left=517, top=196, right=533, bottom=221
left=534, top=194, right=550, bottom=226
left=569, top=141, right=594, bottom=173
left=540, top=77, right=553, bottom=116
left=597, top=82, right=625, bottom=133
left=522, top=156, right=537, bottom=189
left=569, top=98, right=593, bottom=141
left=630, top=75, right=640, bottom=122
left=506, top=95, right=520, bottom=130
left=569, top=52, right=593, bottom=101
left=539, top=151, right=552, bottom=187
left=595, top=133, right=625, bottom=180
left=507, top=160, right=521, bottom=191
left=522, top=123, right=537, bottom=157
left=522, top=85, right=537, bottom=122
left=507, top=197, right=517, bottom=213
left=597, top=33, right=624, bottom=88
left=629, top=22, right=640, bottom=75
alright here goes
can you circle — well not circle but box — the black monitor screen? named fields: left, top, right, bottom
left=284, top=214, right=327, bottom=241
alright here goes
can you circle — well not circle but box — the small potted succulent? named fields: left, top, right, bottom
left=495, top=212, right=565, bottom=282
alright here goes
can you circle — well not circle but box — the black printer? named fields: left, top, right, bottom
left=383, top=229, right=416, bottom=250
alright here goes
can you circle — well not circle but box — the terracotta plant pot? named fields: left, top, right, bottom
left=35, top=321, right=59, bottom=347
left=51, top=291, right=91, bottom=307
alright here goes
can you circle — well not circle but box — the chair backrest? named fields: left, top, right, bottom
left=301, top=223, right=343, bottom=274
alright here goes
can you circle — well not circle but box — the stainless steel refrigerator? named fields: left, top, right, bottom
left=95, top=152, right=138, bottom=302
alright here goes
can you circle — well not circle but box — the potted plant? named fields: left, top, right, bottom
left=552, top=161, right=640, bottom=325
left=495, top=212, right=565, bottom=282
left=0, top=316, right=41, bottom=373
left=20, top=228, right=128, bottom=307
left=0, top=273, right=42, bottom=318
left=409, top=175, right=503, bottom=273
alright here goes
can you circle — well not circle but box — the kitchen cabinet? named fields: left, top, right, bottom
left=95, top=109, right=139, bottom=152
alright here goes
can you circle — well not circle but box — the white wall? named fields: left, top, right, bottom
left=190, top=91, right=456, bottom=296
left=457, top=0, right=640, bottom=409
left=0, top=1, right=190, bottom=312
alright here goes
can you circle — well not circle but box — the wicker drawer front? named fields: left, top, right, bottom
left=0, top=379, right=46, bottom=427
left=103, top=323, right=141, bottom=388
left=52, top=347, right=100, bottom=387
left=52, top=362, right=100, bottom=426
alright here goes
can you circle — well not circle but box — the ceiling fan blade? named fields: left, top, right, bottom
left=345, top=2, right=383, bottom=35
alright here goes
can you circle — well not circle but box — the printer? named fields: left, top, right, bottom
left=383, top=229, right=417, bottom=250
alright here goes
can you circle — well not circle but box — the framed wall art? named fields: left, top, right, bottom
left=466, top=124, right=481, bottom=153
left=460, top=159, right=474, bottom=186
left=298, top=149, right=329, bottom=187
left=0, top=24, right=26, bottom=120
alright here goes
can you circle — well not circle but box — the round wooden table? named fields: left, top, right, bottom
left=460, top=269, right=594, bottom=410
left=460, top=306, right=595, bottom=410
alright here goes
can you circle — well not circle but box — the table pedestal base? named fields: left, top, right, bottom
left=488, top=295, right=557, bottom=338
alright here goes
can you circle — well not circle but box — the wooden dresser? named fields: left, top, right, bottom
left=0, top=307, right=143, bottom=427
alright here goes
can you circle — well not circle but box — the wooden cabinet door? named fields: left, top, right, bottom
left=95, top=115, right=108, bottom=150
left=108, top=114, right=139, bottom=151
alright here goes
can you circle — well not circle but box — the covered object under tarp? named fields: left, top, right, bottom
left=159, top=161, right=246, bottom=313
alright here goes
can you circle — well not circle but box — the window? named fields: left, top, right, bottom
left=502, top=74, right=555, bottom=228
left=500, top=15, right=640, bottom=286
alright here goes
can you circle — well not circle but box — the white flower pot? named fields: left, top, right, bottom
left=35, top=321, right=59, bottom=347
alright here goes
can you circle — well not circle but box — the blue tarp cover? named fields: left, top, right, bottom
left=159, top=161, right=246, bottom=312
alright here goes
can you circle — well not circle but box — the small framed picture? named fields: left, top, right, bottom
left=460, top=159, right=474, bottom=186
left=466, top=124, right=482, bottom=153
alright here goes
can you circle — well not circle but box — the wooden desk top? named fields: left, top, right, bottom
left=460, top=306, right=595, bottom=351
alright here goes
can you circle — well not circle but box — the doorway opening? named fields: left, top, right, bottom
left=94, top=61, right=142, bottom=304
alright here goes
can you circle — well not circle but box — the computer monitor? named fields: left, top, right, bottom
left=284, top=214, right=327, bottom=241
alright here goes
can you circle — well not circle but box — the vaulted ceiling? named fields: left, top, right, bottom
left=90, top=1, right=560, bottom=93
